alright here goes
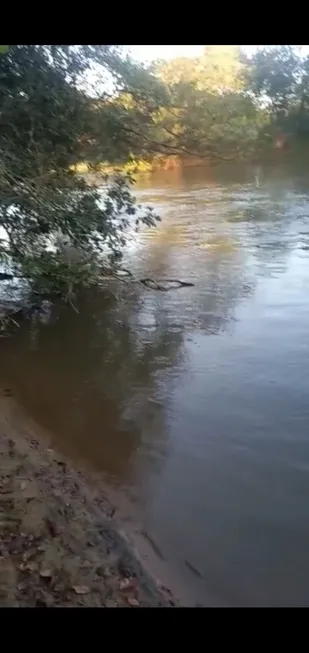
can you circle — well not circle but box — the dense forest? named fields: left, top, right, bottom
left=1, top=45, right=309, bottom=302
left=106, top=45, right=309, bottom=167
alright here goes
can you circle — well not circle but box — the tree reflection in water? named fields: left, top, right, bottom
left=0, top=288, right=185, bottom=479
left=3, top=164, right=303, bottom=488
left=0, top=233, right=254, bottom=484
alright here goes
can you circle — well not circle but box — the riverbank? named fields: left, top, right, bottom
left=73, top=155, right=210, bottom=177
left=0, top=387, right=175, bottom=607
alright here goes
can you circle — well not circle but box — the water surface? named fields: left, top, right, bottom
left=2, top=162, right=309, bottom=606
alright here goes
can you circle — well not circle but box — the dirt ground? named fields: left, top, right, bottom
left=0, top=388, right=175, bottom=607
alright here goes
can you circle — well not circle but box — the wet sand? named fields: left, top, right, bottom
left=0, top=388, right=177, bottom=607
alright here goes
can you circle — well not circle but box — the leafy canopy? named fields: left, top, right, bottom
left=0, top=45, right=164, bottom=296
left=2, top=44, right=309, bottom=304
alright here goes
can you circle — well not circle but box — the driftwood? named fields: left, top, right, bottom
left=0, top=268, right=195, bottom=296
left=0, top=266, right=195, bottom=334
left=140, top=278, right=195, bottom=291
left=100, top=267, right=195, bottom=290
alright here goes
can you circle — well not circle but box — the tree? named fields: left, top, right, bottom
left=0, top=45, right=163, bottom=299
left=155, top=56, right=199, bottom=87
left=246, top=46, right=309, bottom=146
left=247, top=46, right=301, bottom=116
left=293, top=55, right=309, bottom=135
left=196, top=46, right=248, bottom=94
left=152, top=47, right=260, bottom=161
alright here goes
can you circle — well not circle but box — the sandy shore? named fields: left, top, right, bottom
left=0, top=387, right=176, bottom=607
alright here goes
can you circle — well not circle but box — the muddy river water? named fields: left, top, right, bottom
left=2, top=163, right=309, bottom=606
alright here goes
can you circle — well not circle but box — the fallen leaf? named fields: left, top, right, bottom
left=40, top=568, right=52, bottom=578
left=20, top=481, right=27, bottom=490
left=127, top=597, right=139, bottom=607
left=119, top=578, right=135, bottom=592
left=72, top=585, right=90, bottom=595
left=25, top=561, right=38, bottom=572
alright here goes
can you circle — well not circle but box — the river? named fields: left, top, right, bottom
left=2, top=162, right=309, bottom=606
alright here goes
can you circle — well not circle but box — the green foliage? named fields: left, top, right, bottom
left=2, top=44, right=309, bottom=305
left=244, top=46, right=309, bottom=145
left=94, top=46, right=261, bottom=165
left=0, top=45, right=160, bottom=298
left=149, top=46, right=309, bottom=161
left=196, top=46, right=248, bottom=94
left=151, top=47, right=260, bottom=161
left=247, top=46, right=300, bottom=113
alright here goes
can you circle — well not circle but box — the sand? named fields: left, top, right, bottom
left=0, top=388, right=176, bottom=607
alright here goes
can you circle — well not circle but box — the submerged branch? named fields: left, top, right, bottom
left=0, top=267, right=195, bottom=293
left=0, top=267, right=195, bottom=336
left=140, top=278, right=195, bottom=291
left=99, top=266, right=195, bottom=291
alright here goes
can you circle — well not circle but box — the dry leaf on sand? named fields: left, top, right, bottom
left=72, top=585, right=90, bottom=595
left=119, top=578, right=135, bottom=592
left=40, top=569, right=52, bottom=578
left=127, top=597, right=139, bottom=607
